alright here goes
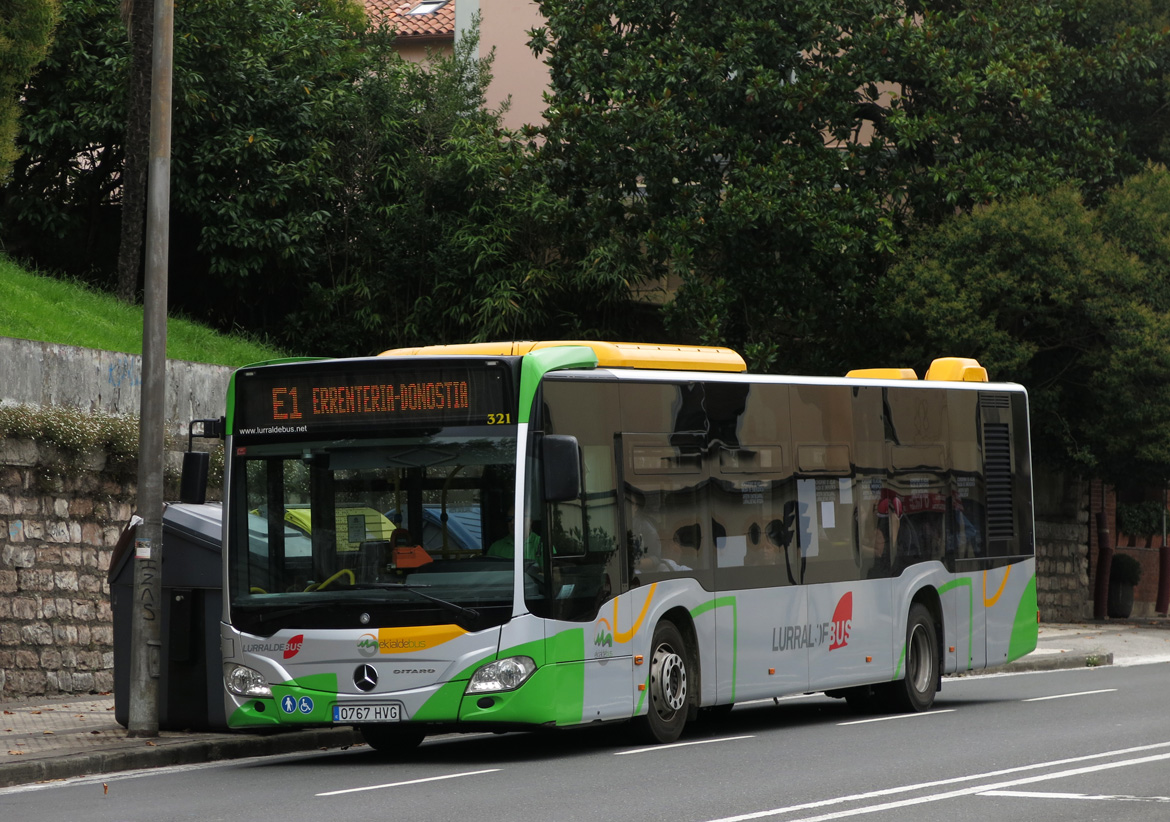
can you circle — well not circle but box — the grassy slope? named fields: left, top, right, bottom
left=0, top=255, right=286, bottom=366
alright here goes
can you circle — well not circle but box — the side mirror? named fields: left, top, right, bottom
left=179, top=417, right=225, bottom=505
left=179, top=452, right=210, bottom=505
left=541, top=435, right=581, bottom=503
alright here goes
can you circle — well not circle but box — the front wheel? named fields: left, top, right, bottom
left=635, top=621, right=691, bottom=743
left=889, top=604, right=939, bottom=713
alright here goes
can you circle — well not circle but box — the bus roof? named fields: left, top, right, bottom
left=379, top=341, right=988, bottom=382
left=379, top=341, right=748, bottom=373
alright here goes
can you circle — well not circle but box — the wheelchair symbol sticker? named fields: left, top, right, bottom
left=298, top=696, right=314, bottom=714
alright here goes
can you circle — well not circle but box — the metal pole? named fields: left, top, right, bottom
left=127, top=0, right=173, bottom=738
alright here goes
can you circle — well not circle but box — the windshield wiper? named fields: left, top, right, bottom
left=350, top=582, right=480, bottom=622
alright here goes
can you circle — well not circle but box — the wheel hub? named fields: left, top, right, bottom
left=651, top=647, right=687, bottom=714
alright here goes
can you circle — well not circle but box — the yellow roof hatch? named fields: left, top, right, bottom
left=380, top=341, right=747, bottom=373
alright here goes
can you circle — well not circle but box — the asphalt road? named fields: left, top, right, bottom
left=3, top=663, right=1168, bottom=822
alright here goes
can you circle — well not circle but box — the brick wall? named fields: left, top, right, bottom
left=1089, top=479, right=1166, bottom=618
left=0, top=438, right=133, bottom=699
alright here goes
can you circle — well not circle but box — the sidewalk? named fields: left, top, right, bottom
left=4, top=620, right=1170, bottom=789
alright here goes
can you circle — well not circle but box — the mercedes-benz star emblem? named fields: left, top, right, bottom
left=359, top=612, right=371, bottom=625
left=354, top=664, right=378, bottom=692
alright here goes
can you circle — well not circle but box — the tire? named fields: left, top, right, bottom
left=889, top=603, right=939, bottom=713
left=635, top=621, right=691, bottom=743
left=359, top=724, right=426, bottom=756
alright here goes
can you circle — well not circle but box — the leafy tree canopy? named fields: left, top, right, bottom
left=1, top=0, right=555, bottom=356
left=530, top=0, right=1170, bottom=373
left=0, top=0, right=58, bottom=181
left=880, top=166, right=1170, bottom=487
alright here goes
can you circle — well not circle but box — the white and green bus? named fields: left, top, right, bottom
left=220, top=341, right=1038, bottom=750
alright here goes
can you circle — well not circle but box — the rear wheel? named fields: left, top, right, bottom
left=359, top=725, right=426, bottom=756
left=635, top=621, right=690, bottom=743
left=889, top=604, right=939, bottom=713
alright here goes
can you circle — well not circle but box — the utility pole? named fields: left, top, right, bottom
left=128, top=0, right=174, bottom=738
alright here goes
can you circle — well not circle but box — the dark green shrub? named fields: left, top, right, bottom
left=1111, top=552, right=1143, bottom=586
left=1117, top=501, right=1165, bottom=537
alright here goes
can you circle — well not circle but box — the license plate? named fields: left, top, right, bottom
left=333, top=703, right=402, bottom=723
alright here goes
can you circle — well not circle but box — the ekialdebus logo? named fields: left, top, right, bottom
left=358, top=633, right=379, bottom=658
left=358, top=632, right=430, bottom=657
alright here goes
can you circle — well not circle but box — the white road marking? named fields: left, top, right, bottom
left=316, top=768, right=500, bottom=796
left=980, top=790, right=1170, bottom=803
left=1022, top=688, right=1117, bottom=701
left=837, top=710, right=955, bottom=726
left=701, top=740, right=1170, bottom=822
left=615, top=735, right=756, bottom=755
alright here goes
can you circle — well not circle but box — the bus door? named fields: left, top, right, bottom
left=536, top=378, right=632, bottom=723
left=620, top=432, right=718, bottom=699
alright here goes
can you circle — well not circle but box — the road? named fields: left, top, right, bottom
left=3, top=664, right=1168, bottom=822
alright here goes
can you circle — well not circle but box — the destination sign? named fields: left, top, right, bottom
left=233, top=360, right=515, bottom=437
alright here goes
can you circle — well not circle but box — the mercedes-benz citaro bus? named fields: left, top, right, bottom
left=219, top=341, right=1038, bottom=751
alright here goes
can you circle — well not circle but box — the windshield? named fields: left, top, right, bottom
left=227, top=431, right=524, bottom=636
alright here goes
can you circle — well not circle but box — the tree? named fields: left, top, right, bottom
left=879, top=168, right=1170, bottom=487
left=1, top=0, right=148, bottom=275
left=1, top=1, right=502, bottom=351
left=528, top=0, right=1170, bottom=373
left=1, top=0, right=600, bottom=356
left=0, top=0, right=58, bottom=183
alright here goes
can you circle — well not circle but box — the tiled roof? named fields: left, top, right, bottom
left=364, top=0, right=455, bottom=39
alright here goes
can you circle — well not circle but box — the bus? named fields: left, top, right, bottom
left=219, top=341, right=1038, bottom=750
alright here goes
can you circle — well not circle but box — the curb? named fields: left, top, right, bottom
left=0, top=727, right=363, bottom=789
left=982, top=650, right=1114, bottom=675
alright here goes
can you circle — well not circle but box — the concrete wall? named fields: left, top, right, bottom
left=0, top=337, right=232, bottom=435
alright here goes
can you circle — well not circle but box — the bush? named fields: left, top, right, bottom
left=1111, top=552, right=1143, bottom=586
left=1116, top=500, right=1165, bottom=537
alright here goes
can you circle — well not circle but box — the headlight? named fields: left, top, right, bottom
left=224, top=663, right=272, bottom=697
left=466, top=656, right=536, bottom=694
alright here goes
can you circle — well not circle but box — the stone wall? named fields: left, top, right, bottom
left=1033, top=470, right=1093, bottom=622
left=0, top=337, right=231, bottom=701
left=0, top=438, right=133, bottom=699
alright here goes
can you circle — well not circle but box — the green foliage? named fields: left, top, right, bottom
left=530, top=0, right=1170, bottom=373
left=1117, top=500, right=1165, bottom=537
left=1, top=0, right=136, bottom=267
left=1110, top=552, right=1143, bottom=586
left=0, top=0, right=58, bottom=181
left=1, top=2, right=560, bottom=356
left=880, top=167, right=1170, bottom=485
